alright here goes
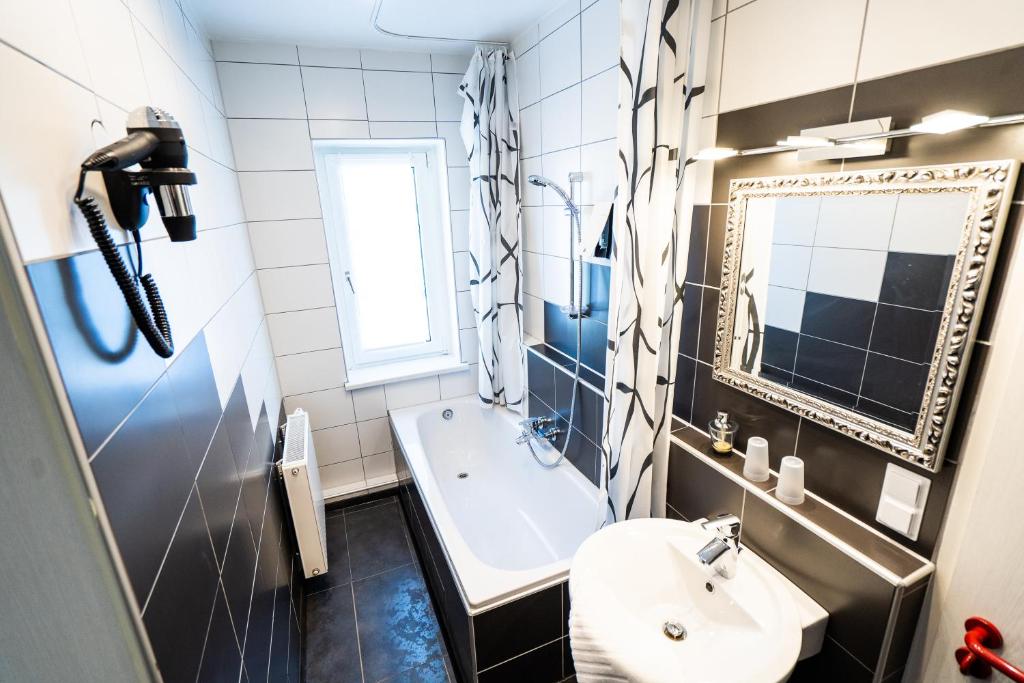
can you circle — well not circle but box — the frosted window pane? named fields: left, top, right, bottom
left=338, top=160, right=430, bottom=350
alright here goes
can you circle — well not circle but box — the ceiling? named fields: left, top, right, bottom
left=192, top=0, right=552, bottom=53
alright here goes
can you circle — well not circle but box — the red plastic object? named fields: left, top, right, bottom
left=955, top=617, right=1024, bottom=681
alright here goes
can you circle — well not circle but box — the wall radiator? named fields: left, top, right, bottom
left=281, top=408, right=328, bottom=578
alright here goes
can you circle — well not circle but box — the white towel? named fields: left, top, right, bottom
left=569, top=604, right=633, bottom=682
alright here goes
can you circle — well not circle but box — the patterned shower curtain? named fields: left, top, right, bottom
left=602, top=0, right=712, bottom=520
left=458, top=48, right=526, bottom=413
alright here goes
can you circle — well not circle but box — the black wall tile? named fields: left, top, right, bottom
left=474, top=584, right=562, bottom=670
left=788, top=636, right=874, bottom=683
left=527, top=349, right=557, bottom=405
left=884, top=582, right=930, bottom=678
left=586, top=262, right=611, bottom=323
left=697, top=286, right=720, bottom=365
left=680, top=283, right=702, bottom=358
left=27, top=252, right=167, bottom=454
left=225, top=381, right=256, bottom=476
left=869, top=304, right=941, bottom=364
left=706, top=206, right=727, bottom=287
left=793, top=335, right=867, bottom=394
left=478, top=639, right=562, bottom=683
left=860, top=353, right=928, bottom=414
left=197, top=419, right=243, bottom=565
left=221, top=503, right=258, bottom=640
left=666, top=444, right=745, bottom=521
left=686, top=205, right=710, bottom=285
left=90, top=374, right=195, bottom=603
left=672, top=354, right=697, bottom=423
left=580, top=317, right=607, bottom=373
left=878, top=252, right=954, bottom=311
left=741, top=494, right=894, bottom=670
left=800, top=293, right=875, bottom=349
left=244, top=520, right=280, bottom=681
left=166, top=333, right=221, bottom=468
left=856, top=397, right=917, bottom=432
left=554, top=368, right=603, bottom=444
left=268, top=576, right=291, bottom=681
left=762, top=326, right=798, bottom=372
left=197, top=586, right=243, bottom=683
left=790, top=374, right=859, bottom=411
left=143, top=487, right=220, bottom=683
left=543, top=302, right=575, bottom=359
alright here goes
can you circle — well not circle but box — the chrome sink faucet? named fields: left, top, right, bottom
left=516, top=417, right=562, bottom=445
left=697, top=513, right=742, bottom=579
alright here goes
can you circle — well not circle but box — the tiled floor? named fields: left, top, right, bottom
left=304, top=496, right=454, bottom=683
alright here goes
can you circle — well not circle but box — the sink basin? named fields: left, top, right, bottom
left=568, top=518, right=813, bottom=683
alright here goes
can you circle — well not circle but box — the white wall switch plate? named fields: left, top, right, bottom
left=876, top=463, right=931, bottom=541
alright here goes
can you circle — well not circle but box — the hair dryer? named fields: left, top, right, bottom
left=74, top=107, right=199, bottom=358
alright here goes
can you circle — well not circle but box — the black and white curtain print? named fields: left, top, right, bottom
left=602, top=0, right=712, bottom=521
left=458, top=48, right=526, bottom=413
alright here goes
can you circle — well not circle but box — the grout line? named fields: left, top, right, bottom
left=477, top=635, right=565, bottom=673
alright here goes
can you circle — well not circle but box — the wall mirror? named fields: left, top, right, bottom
left=713, top=161, right=1019, bottom=471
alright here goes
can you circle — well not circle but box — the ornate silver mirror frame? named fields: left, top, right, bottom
left=713, top=160, right=1019, bottom=471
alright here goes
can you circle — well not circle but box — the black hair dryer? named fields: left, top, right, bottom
left=75, top=107, right=199, bottom=358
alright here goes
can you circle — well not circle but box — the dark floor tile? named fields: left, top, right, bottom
left=869, top=304, right=942, bottom=364
left=304, top=511, right=352, bottom=594
left=143, top=487, right=220, bottom=683
left=27, top=251, right=168, bottom=455
left=197, top=586, right=243, bottom=683
left=197, top=420, right=243, bottom=565
left=878, top=252, right=954, bottom=311
left=305, top=586, right=362, bottom=683
left=478, top=639, right=562, bottom=683
left=346, top=500, right=414, bottom=580
left=800, top=292, right=875, bottom=349
left=381, top=658, right=450, bottom=683
left=354, top=563, right=444, bottom=682
left=475, top=584, right=562, bottom=670
left=90, top=375, right=195, bottom=604
left=166, top=333, right=222, bottom=468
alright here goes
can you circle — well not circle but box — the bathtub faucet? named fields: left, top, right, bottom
left=517, top=417, right=562, bottom=446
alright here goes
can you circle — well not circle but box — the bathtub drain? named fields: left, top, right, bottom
left=457, top=472, right=468, bottom=479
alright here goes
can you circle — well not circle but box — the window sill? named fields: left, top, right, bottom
left=344, top=355, right=469, bottom=390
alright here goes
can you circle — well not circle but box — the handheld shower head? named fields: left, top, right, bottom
left=527, top=174, right=579, bottom=215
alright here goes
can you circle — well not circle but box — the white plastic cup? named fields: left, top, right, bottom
left=744, top=436, right=770, bottom=483
left=776, top=455, right=805, bottom=505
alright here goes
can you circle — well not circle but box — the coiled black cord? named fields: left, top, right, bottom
left=74, top=171, right=174, bottom=358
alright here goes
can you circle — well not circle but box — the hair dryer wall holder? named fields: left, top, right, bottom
left=100, top=167, right=197, bottom=241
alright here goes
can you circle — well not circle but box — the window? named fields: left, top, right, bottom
left=315, top=140, right=462, bottom=387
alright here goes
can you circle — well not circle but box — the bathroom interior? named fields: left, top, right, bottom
left=3, top=0, right=1024, bottom=681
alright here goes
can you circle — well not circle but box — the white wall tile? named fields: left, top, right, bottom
left=301, top=66, right=367, bottom=119
left=767, top=244, right=812, bottom=289
left=267, top=307, right=341, bottom=355
left=450, top=210, right=470, bottom=252
left=814, top=195, right=897, bottom=251
left=581, top=0, right=618, bottom=79
left=539, top=17, right=582, bottom=98
left=277, top=348, right=347, bottom=396
left=369, top=121, right=437, bottom=138
left=522, top=157, right=544, bottom=206
left=541, top=147, right=581, bottom=206
left=703, top=17, right=726, bottom=117
left=362, top=70, right=435, bottom=121
left=356, top=417, right=392, bottom=455
left=453, top=251, right=471, bottom=291
left=543, top=206, right=572, bottom=257
left=217, top=62, right=307, bottom=118
left=517, top=48, right=541, bottom=108
left=0, top=0, right=89, bottom=85
left=319, top=459, right=365, bottom=491
left=456, top=291, right=475, bottom=329
left=520, top=103, right=542, bottom=158
left=240, top=321, right=275, bottom=427
left=541, top=84, right=582, bottom=153
left=447, top=167, right=470, bottom=211
left=203, top=98, right=236, bottom=168
left=238, top=171, right=322, bottom=221
left=889, top=192, right=970, bottom=256
left=352, top=385, right=387, bottom=420
left=459, top=328, right=479, bottom=364
left=523, top=206, right=544, bottom=253
left=437, top=121, right=468, bottom=166
left=360, top=49, right=431, bottom=72
left=204, top=276, right=265, bottom=406
left=513, top=24, right=540, bottom=57
left=135, top=21, right=181, bottom=113
left=771, top=196, right=820, bottom=246
left=249, top=219, right=328, bottom=269
left=312, top=424, right=360, bottom=465
left=228, top=118, right=314, bottom=171
left=525, top=294, right=545, bottom=338
left=543, top=256, right=571, bottom=306
left=73, top=0, right=150, bottom=111
left=440, top=365, right=477, bottom=398
left=431, top=52, right=472, bottom=74
left=432, top=73, right=465, bottom=121
left=719, top=0, right=865, bottom=112
left=525, top=252, right=544, bottom=296
left=765, top=285, right=806, bottom=333
left=213, top=41, right=298, bottom=64
left=385, top=375, right=441, bottom=410
left=539, top=0, right=581, bottom=39
left=363, top=451, right=396, bottom=484
left=257, top=264, right=335, bottom=313
left=284, top=387, right=355, bottom=429
left=308, top=119, right=370, bottom=139
left=858, top=0, right=1024, bottom=81
left=806, top=247, right=887, bottom=302
left=297, top=45, right=360, bottom=68
left=581, top=68, right=617, bottom=144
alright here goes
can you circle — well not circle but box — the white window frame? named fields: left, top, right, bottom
left=314, top=139, right=463, bottom=388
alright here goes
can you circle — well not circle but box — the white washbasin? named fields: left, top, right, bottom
left=568, top=518, right=826, bottom=683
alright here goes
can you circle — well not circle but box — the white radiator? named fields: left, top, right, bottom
left=281, top=409, right=328, bottom=578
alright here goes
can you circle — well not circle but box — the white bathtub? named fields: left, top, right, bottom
left=389, top=396, right=602, bottom=613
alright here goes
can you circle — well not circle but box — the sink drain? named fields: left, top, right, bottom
left=457, top=472, right=468, bottom=479
left=663, top=621, right=687, bottom=641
